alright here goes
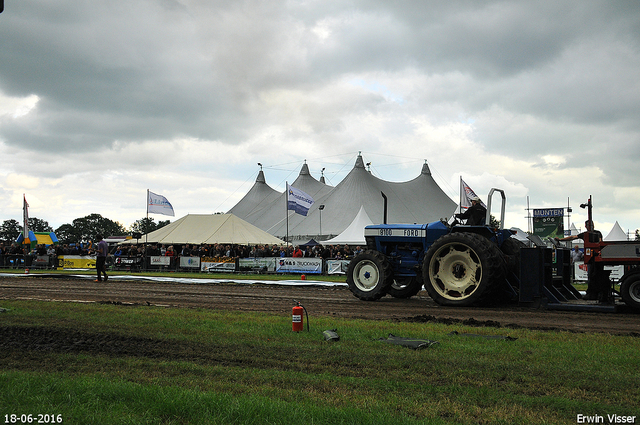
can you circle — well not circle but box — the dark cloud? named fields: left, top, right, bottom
left=0, top=0, right=639, bottom=230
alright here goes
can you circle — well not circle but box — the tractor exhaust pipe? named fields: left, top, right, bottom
left=381, top=191, right=388, bottom=224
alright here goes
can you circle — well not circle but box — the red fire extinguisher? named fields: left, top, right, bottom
left=292, top=301, right=309, bottom=332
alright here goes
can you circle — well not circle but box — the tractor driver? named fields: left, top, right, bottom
left=455, top=196, right=487, bottom=226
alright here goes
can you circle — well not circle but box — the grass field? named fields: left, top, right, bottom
left=1, top=299, right=638, bottom=424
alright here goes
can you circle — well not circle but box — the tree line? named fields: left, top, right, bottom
left=0, top=214, right=170, bottom=245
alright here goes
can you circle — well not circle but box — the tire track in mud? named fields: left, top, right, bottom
left=1, top=275, right=639, bottom=335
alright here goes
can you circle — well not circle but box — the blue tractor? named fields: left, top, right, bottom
left=346, top=189, right=521, bottom=306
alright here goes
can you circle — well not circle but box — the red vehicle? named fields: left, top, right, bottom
left=581, top=196, right=640, bottom=309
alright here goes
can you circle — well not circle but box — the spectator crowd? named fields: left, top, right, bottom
left=0, top=241, right=364, bottom=270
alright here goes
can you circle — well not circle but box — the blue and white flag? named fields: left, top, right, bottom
left=287, top=184, right=314, bottom=216
left=148, top=190, right=175, bottom=216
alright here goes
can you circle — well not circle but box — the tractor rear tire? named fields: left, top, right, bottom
left=496, top=236, right=526, bottom=302
left=499, top=237, right=525, bottom=276
left=620, top=272, right=640, bottom=310
left=346, top=250, right=393, bottom=301
left=386, top=276, right=423, bottom=299
left=423, top=232, right=506, bottom=306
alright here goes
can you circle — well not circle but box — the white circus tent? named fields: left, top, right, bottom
left=228, top=153, right=457, bottom=242
left=123, top=214, right=285, bottom=246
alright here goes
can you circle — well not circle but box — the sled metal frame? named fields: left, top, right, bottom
left=518, top=247, right=619, bottom=313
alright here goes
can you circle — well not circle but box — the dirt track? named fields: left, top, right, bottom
left=1, top=274, right=639, bottom=335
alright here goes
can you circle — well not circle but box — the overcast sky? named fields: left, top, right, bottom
left=1, top=1, right=639, bottom=237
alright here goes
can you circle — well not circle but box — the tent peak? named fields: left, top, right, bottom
left=299, top=162, right=311, bottom=176
left=256, top=170, right=267, bottom=183
left=421, top=160, right=431, bottom=176
left=605, top=221, right=628, bottom=241
left=354, top=153, right=365, bottom=169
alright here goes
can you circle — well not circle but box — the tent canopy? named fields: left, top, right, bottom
left=324, top=205, right=373, bottom=245
left=299, top=238, right=320, bottom=247
left=123, top=214, right=285, bottom=246
left=604, top=221, right=627, bottom=241
left=229, top=154, right=457, bottom=240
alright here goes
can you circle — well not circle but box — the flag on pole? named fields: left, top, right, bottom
left=287, top=183, right=314, bottom=216
left=147, top=191, right=175, bottom=216
left=23, top=194, right=30, bottom=239
left=460, top=178, right=486, bottom=210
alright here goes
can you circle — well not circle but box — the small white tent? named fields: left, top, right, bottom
left=124, top=214, right=285, bottom=246
left=569, top=223, right=580, bottom=236
left=323, top=205, right=373, bottom=245
left=604, top=221, right=628, bottom=241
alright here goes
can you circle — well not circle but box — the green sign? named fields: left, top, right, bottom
left=533, top=209, right=565, bottom=239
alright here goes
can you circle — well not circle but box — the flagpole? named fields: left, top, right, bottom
left=459, top=176, right=463, bottom=214
left=145, top=189, right=149, bottom=271
left=23, top=194, right=29, bottom=248
left=23, top=193, right=26, bottom=239
left=285, top=182, right=289, bottom=247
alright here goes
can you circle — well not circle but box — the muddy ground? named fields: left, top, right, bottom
left=1, top=274, right=639, bottom=336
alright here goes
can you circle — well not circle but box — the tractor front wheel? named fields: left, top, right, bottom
left=346, top=250, right=393, bottom=301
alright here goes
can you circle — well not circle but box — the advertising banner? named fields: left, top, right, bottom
left=276, top=257, right=323, bottom=274
left=238, top=258, right=277, bottom=272
left=533, top=208, right=565, bottom=239
left=201, top=257, right=237, bottom=272
left=59, top=255, right=96, bottom=269
left=606, top=265, right=625, bottom=281
left=575, top=262, right=588, bottom=281
left=179, top=256, right=201, bottom=269
left=113, top=256, right=142, bottom=270
left=149, top=256, right=171, bottom=266
left=327, top=259, right=350, bottom=275
left=34, top=255, right=50, bottom=268
left=575, top=263, right=624, bottom=282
